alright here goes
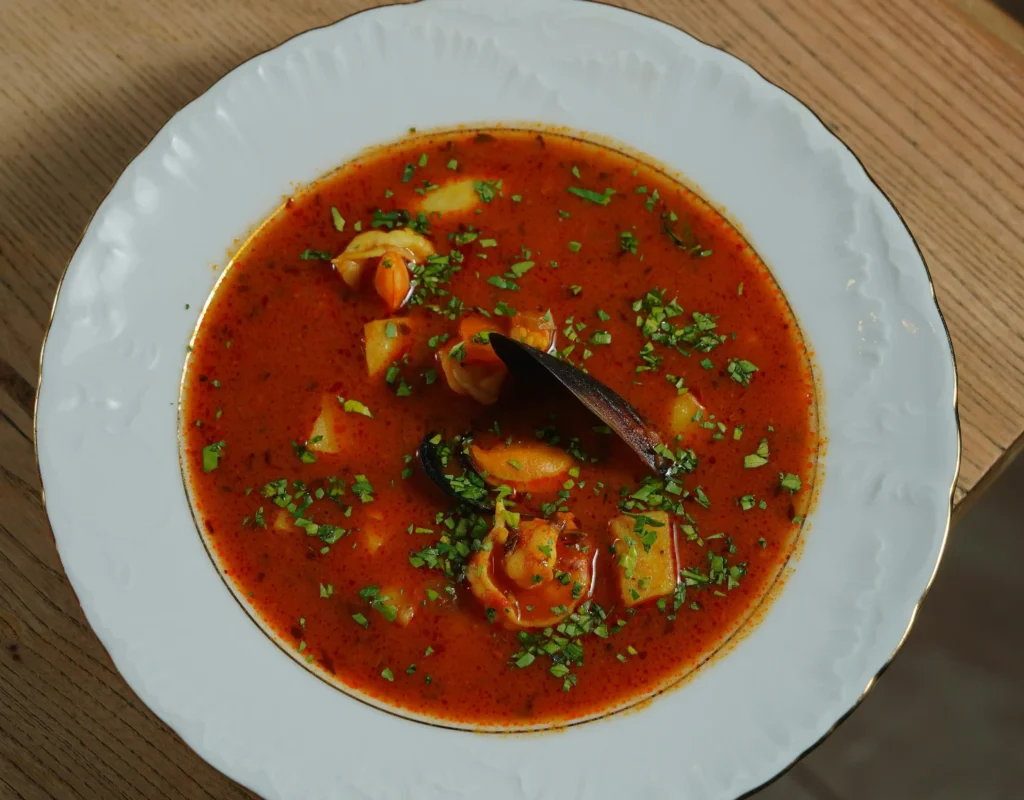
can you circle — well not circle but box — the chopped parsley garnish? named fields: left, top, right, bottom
left=338, top=397, right=372, bottom=417
left=330, top=207, right=345, bottom=232
left=474, top=179, right=502, bottom=203
left=508, top=600, right=609, bottom=692
left=726, top=358, right=759, bottom=386
left=447, top=158, right=458, bottom=170
left=744, top=438, right=770, bottom=469
left=299, top=249, right=332, bottom=261
left=381, top=667, right=394, bottom=682
left=633, top=289, right=725, bottom=358
left=567, top=186, right=615, bottom=205
left=619, top=231, right=638, bottom=254
left=588, top=330, right=612, bottom=346
left=291, top=437, right=322, bottom=464
left=662, top=211, right=712, bottom=257
left=359, top=585, right=398, bottom=622
left=201, top=440, right=225, bottom=472
left=779, top=472, right=803, bottom=493
left=568, top=241, right=582, bottom=254
left=352, top=613, right=369, bottom=628
left=351, top=475, right=375, bottom=503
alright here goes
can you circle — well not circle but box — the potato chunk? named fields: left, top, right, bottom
left=417, top=178, right=483, bottom=216
left=377, top=585, right=416, bottom=627
left=610, top=511, right=676, bottom=607
left=308, top=395, right=341, bottom=454
left=365, top=317, right=413, bottom=377
left=668, top=391, right=706, bottom=438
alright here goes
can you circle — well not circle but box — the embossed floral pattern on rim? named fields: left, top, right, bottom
left=34, top=1, right=960, bottom=799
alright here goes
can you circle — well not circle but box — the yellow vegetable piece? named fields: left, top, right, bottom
left=417, top=178, right=482, bottom=216
left=610, top=511, right=676, bottom=607
left=365, top=317, right=413, bottom=377
left=377, top=585, right=416, bottom=627
left=272, top=509, right=293, bottom=533
left=669, top=391, right=706, bottom=438
left=308, top=395, right=341, bottom=454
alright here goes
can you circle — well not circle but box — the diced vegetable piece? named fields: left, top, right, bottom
left=669, top=391, right=706, bottom=438
left=273, top=509, right=293, bottom=532
left=468, top=439, right=574, bottom=493
left=362, top=510, right=386, bottom=554
left=417, top=178, right=483, bottom=215
left=364, top=529, right=385, bottom=554
left=610, top=511, right=676, bottom=607
left=365, top=318, right=412, bottom=377
left=377, top=585, right=416, bottom=627
left=308, top=395, right=341, bottom=454
left=374, top=251, right=411, bottom=312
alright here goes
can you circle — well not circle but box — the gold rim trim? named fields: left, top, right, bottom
left=176, top=121, right=824, bottom=734
left=30, top=0, right=962, bottom=794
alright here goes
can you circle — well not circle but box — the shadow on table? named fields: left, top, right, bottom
left=757, top=453, right=1024, bottom=800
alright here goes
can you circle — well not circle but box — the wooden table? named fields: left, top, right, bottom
left=1, top=1, right=1022, bottom=797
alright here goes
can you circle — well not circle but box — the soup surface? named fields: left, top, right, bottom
left=182, top=128, right=818, bottom=728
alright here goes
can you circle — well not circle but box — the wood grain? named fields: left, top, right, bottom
left=0, top=0, right=1021, bottom=797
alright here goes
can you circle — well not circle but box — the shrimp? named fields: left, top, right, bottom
left=331, top=229, right=434, bottom=289
left=467, top=502, right=593, bottom=629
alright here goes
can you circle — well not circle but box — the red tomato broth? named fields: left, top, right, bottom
left=182, top=128, right=819, bottom=727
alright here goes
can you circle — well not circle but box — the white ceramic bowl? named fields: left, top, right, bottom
left=35, top=1, right=959, bottom=798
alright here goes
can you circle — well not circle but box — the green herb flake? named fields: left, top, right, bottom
left=567, top=186, right=615, bottom=206
left=474, top=179, right=502, bottom=203
left=568, top=241, right=582, bottom=254
left=381, top=667, right=395, bottom=682
left=338, top=397, right=373, bottom=417
left=726, top=358, right=759, bottom=386
left=744, top=438, right=770, bottom=469
left=330, top=206, right=346, bottom=232
left=201, top=441, right=225, bottom=472
left=780, top=472, right=803, bottom=493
